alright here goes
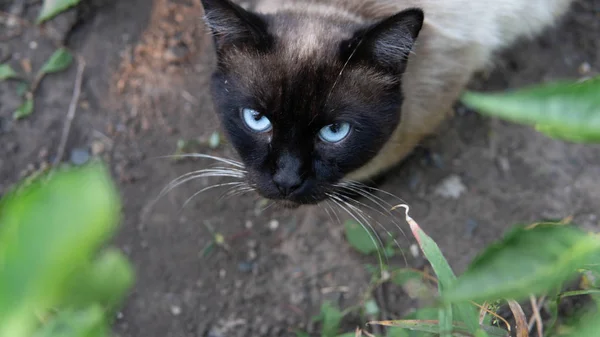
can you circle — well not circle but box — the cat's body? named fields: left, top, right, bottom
left=200, top=0, right=573, bottom=206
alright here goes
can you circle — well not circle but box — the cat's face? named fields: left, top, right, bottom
left=201, top=0, right=423, bottom=206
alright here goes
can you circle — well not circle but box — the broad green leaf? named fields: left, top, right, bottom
left=562, top=312, right=600, bottom=337
left=407, top=216, right=479, bottom=334
left=37, top=0, right=81, bottom=23
left=461, top=76, right=600, bottom=143
left=31, top=306, right=107, bottom=337
left=39, top=48, right=73, bottom=76
left=61, top=249, right=134, bottom=316
left=13, top=97, right=34, bottom=120
left=344, top=220, right=378, bottom=255
left=0, top=163, right=121, bottom=337
left=0, top=64, right=19, bottom=81
left=368, top=320, right=508, bottom=337
left=295, top=332, right=310, bottom=337
left=320, top=302, right=344, bottom=337
left=443, top=224, right=600, bottom=304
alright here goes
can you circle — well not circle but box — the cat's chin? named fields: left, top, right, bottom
left=277, top=200, right=303, bottom=209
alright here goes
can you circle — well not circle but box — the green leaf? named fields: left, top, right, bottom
left=31, top=306, right=107, bottom=337
left=0, top=64, right=19, bottom=81
left=443, top=224, right=600, bottom=304
left=61, top=249, right=134, bottom=316
left=39, top=48, right=73, bottom=76
left=0, top=163, right=121, bottom=337
left=37, top=0, right=81, bottom=23
left=407, top=217, right=479, bottom=334
left=368, top=320, right=508, bottom=337
left=344, top=220, right=378, bottom=255
left=13, top=97, right=34, bottom=120
left=319, top=302, right=344, bottom=337
left=387, top=328, right=410, bottom=337
left=439, top=304, right=452, bottom=337
left=391, top=269, right=423, bottom=287
left=16, top=82, right=29, bottom=97
left=461, top=76, right=600, bottom=143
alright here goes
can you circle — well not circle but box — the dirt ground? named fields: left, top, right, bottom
left=1, top=0, right=599, bottom=336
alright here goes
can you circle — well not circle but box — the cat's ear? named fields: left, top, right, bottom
left=343, top=8, right=424, bottom=73
left=201, top=0, right=273, bottom=52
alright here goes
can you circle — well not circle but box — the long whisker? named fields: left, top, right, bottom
left=335, top=182, right=407, bottom=239
left=337, top=180, right=411, bottom=241
left=328, top=193, right=386, bottom=270
left=155, top=153, right=245, bottom=168
left=180, top=181, right=246, bottom=211
left=339, top=192, right=409, bottom=266
left=157, top=169, right=245, bottom=202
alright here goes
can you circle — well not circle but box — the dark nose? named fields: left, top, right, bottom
left=273, top=152, right=303, bottom=196
left=273, top=170, right=303, bottom=196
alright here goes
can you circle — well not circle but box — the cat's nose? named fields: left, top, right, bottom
left=273, top=170, right=303, bottom=196
left=273, top=151, right=304, bottom=196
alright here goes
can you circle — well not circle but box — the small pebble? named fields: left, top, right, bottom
left=268, top=219, right=279, bottom=231
left=219, top=269, right=227, bottom=278
left=578, top=62, right=591, bottom=75
left=434, top=175, right=467, bottom=199
left=247, top=249, right=257, bottom=261
left=245, top=220, right=253, bottom=229
left=116, top=312, right=124, bottom=320
left=91, top=141, right=105, bottom=155
left=28, top=41, right=38, bottom=50
left=238, top=262, right=254, bottom=273
left=410, top=243, right=420, bottom=258
left=170, top=305, right=182, bottom=316
left=497, top=156, right=510, bottom=173
left=70, top=148, right=91, bottom=166
left=466, top=219, right=479, bottom=237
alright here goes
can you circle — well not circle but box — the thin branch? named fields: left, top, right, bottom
left=54, top=56, right=85, bottom=165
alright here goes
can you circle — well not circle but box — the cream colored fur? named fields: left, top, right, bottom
left=251, top=0, right=575, bottom=181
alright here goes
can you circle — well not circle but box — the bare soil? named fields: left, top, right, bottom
left=1, top=0, right=599, bottom=336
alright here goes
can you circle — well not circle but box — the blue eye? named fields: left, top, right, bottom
left=242, top=108, right=272, bottom=132
left=319, top=122, right=351, bottom=143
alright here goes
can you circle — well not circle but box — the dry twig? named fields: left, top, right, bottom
left=55, top=56, right=85, bottom=165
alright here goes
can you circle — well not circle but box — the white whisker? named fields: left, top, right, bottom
left=327, top=193, right=386, bottom=270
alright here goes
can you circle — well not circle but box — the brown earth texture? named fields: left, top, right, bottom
left=1, top=0, right=599, bottom=336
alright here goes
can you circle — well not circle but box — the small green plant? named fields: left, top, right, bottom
left=0, top=162, right=134, bottom=337
left=38, top=0, right=82, bottom=24
left=1, top=0, right=81, bottom=120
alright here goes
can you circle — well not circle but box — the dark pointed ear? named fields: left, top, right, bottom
left=342, top=8, right=424, bottom=73
left=201, top=0, right=273, bottom=52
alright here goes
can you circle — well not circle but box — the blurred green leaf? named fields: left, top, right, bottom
left=61, top=249, right=134, bottom=316
left=0, top=163, right=121, bottom=337
left=461, top=76, right=600, bottom=143
left=344, top=220, right=378, bottom=255
left=319, top=302, right=344, bottom=337
left=16, top=82, right=29, bottom=97
left=408, top=219, right=479, bottom=334
left=443, top=224, right=600, bottom=304
left=31, top=306, right=107, bottom=337
left=0, top=64, right=19, bottom=81
left=391, top=269, right=423, bottom=287
left=37, top=0, right=81, bottom=23
left=13, top=97, right=34, bottom=120
left=39, top=48, right=73, bottom=76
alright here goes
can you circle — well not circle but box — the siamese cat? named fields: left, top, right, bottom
left=199, top=0, right=573, bottom=207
